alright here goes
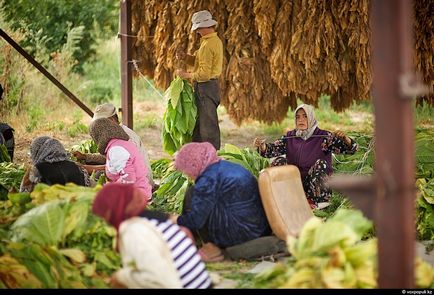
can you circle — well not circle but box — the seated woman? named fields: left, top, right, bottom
left=92, top=182, right=212, bottom=289
left=20, top=136, right=93, bottom=192
left=253, top=103, right=358, bottom=209
left=73, top=103, right=155, bottom=189
left=170, top=142, right=271, bottom=262
left=89, top=118, right=152, bottom=203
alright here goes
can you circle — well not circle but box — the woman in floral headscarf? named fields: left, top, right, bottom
left=171, top=142, right=271, bottom=262
left=92, top=183, right=212, bottom=289
left=19, top=136, right=93, bottom=192
left=89, top=118, right=152, bottom=203
left=253, top=104, right=358, bottom=209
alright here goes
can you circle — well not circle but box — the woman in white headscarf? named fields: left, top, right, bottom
left=253, top=104, right=358, bottom=209
left=20, top=136, right=93, bottom=192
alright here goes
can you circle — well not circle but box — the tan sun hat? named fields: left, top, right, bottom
left=191, top=10, right=217, bottom=31
left=92, top=103, right=117, bottom=121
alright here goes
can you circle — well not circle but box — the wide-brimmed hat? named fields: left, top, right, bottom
left=191, top=10, right=218, bottom=31
left=92, top=103, right=117, bottom=121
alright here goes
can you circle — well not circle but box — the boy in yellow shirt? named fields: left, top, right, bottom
left=176, top=10, right=223, bottom=150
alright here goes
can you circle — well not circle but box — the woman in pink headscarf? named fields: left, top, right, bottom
left=92, top=183, right=212, bottom=289
left=171, top=142, right=270, bottom=262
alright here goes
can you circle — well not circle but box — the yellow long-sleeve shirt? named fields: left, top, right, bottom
left=187, top=32, right=223, bottom=82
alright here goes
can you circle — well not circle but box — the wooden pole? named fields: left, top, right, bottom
left=371, top=0, right=415, bottom=288
left=120, top=0, right=133, bottom=128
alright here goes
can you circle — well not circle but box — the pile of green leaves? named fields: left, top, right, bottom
left=254, top=209, right=434, bottom=288
left=416, top=178, right=434, bottom=241
left=70, top=139, right=98, bottom=155
left=162, top=77, right=197, bottom=155
left=218, top=144, right=270, bottom=178
left=151, top=158, right=172, bottom=179
left=0, top=241, right=108, bottom=288
left=0, top=163, right=25, bottom=201
left=254, top=209, right=376, bottom=288
left=0, top=183, right=120, bottom=288
left=415, top=129, right=434, bottom=178
left=333, top=129, right=434, bottom=177
left=331, top=130, right=434, bottom=234
left=313, top=193, right=353, bottom=220
left=150, top=168, right=191, bottom=215
left=333, top=132, right=374, bottom=175
left=0, top=144, right=11, bottom=163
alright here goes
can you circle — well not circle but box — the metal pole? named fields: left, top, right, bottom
left=0, top=28, right=94, bottom=118
left=120, top=0, right=133, bottom=128
left=371, top=0, right=415, bottom=288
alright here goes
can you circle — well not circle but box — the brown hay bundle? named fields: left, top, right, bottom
left=131, top=0, right=431, bottom=125
left=223, top=0, right=290, bottom=124
left=414, top=0, right=433, bottom=106
left=152, top=2, right=173, bottom=89
left=131, top=0, right=157, bottom=78
left=253, top=0, right=278, bottom=56
left=330, top=0, right=371, bottom=111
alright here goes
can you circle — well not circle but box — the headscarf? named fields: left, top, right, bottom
left=89, top=118, right=129, bottom=155
left=30, top=136, right=69, bottom=165
left=92, top=183, right=147, bottom=230
left=294, top=104, right=318, bottom=140
left=174, top=142, right=221, bottom=180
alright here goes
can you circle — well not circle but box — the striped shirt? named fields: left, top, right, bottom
left=148, top=219, right=212, bottom=289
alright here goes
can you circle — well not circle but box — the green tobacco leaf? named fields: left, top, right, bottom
left=330, top=209, right=373, bottom=240
left=8, top=192, right=31, bottom=205
left=176, top=104, right=188, bottom=134
left=94, top=252, right=118, bottom=271
left=70, top=139, right=98, bottom=154
left=63, top=197, right=91, bottom=240
left=8, top=242, right=58, bottom=288
left=162, top=131, right=177, bottom=156
left=221, top=143, right=243, bottom=155
left=176, top=92, right=184, bottom=116
left=218, top=152, right=245, bottom=161
left=59, top=248, right=86, bottom=264
left=11, top=200, right=66, bottom=246
left=166, top=77, right=183, bottom=109
left=219, top=145, right=269, bottom=177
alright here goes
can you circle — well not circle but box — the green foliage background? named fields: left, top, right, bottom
left=0, top=0, right=118, bottom=69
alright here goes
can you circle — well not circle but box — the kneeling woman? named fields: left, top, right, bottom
left=20, top=136, right=93, bottom=192
left=171, top=142, right=271, bottom=261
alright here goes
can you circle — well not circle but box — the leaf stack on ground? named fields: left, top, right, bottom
left=253, top=209, right=434, bottom=288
